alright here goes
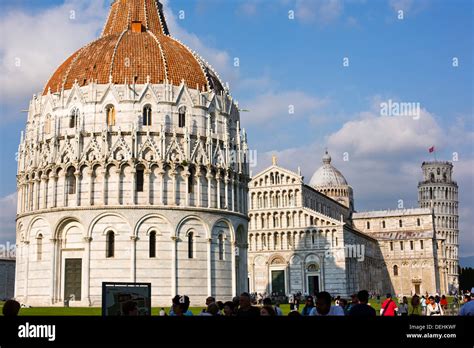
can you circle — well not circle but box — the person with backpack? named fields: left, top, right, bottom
left=380, top=293, right=398, bottom=316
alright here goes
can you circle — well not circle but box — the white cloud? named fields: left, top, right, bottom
left=294, top=0, right=344, bottom=24
left=162, top=0, right=238, bottom=89
left=0, top=0, right=108, bottom=107
left=241, top=91, right=328, bottom=125
left=327, top=108, right=443, bottom=157
left=0, top=193, right=17, bottom=243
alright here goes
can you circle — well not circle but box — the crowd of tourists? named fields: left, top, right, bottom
left=3, top=288, right=473, bottom=316
left=157, top=287, right=474, bottom=317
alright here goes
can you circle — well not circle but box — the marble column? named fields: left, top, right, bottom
left=115, top=169, right=121, bottom=205
left=52, top=174, right=58, bottom=208
left=130, top=169, right=136, bottom=205
left=145, top=169, right=152, bottom=205
left=83, top=237, right=92, bottom=305
left=31, top=179, right=36, bottom=211
left=196, top=169, right=202, bottom=208
left=216, top=172, right=221, bottom=209
left=231, top=241, right=237, bottom=296
left=171, top=236, right=177, bottom=297
left=41, top=174, right=48, bottom=209
left=170, top=168, right=177, bottom=206
left=206, top=172, right=213, bottom=208
left=158, top=167, right=165, bottom=205
left=207, top=237, right=212, bottom=296
left=130, top=236, right=138, bottom=282
left=183, top=170, right=190, bottom=207
left=62, top=173, right=68, bottom=207
left=75, top=170, right=81, bottom=206
left=88, top=169, right=94, bottom=206
left=34, top=177, right=41, bottom=210
left=23, top=241, right=30, bottom=302
left=236, top=180, right=240, bottom=213
left=49, top=238, right=57, bottom=304
left=230, top=178, right=235, bottom=212
left=224, top=175, right=230, bottom=210
left=101, top=169, right=107, bottom=205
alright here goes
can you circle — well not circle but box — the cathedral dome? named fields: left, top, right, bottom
left=43, top=0, right=224, bottom=95
left=309, top=151, right=348, bottom=187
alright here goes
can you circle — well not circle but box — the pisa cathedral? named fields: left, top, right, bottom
left=248, top=154, right=459, bottom=297
left=14, top=0, right=459, bottom=307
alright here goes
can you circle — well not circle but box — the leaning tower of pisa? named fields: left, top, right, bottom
left=418, top=161, right=459, bottom=294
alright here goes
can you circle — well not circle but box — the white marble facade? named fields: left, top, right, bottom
left=15, top=81, right=250, bottom=307
left=248, top=158, right=383, bottom=297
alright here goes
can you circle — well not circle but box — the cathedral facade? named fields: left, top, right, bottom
left=15, top=0, right=250, bottom=307
left=248, top=153, right=459, bottom=297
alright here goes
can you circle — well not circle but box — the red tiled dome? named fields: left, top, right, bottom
left=43, top=0, right=223, bottom=95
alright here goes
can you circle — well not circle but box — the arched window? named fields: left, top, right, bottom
left=106, top=104, right=116, bottom=126
left=136, top=166, right=144, bottom=192
left=429, top=187, right=433, bottom=199
left=178, top=106, right=186, bottom=128
left=420, top=240, right=424, bottom=249
left=437, top=168, right=440, bottom=175
left=106, top=231, right=115, bottom=258
left=149, top=231, right=156, bottom=258
left=430, top=173, right=435, bottom=181
left=445, top=188, right=448, bottom=199
left=400, top=241, right=404, bottom=251
left=417, top=218, right=421, bottom=226
left=69, top=108, right=79, bottom=128
left=399, top=219, right=403, bottom=228
left=67, top=167, right=76, bottom=194
left=188, top=232, right=194, bottom=259
left=410, top=241, right=414, bottom=250
left=37, top=234, right=43, bottom=261
left=390, top=242, right=393, bottom=251
left=218, top=234, right=224, bottom=261
left=367, top=221, right=370, bottom=229
left=382, top=220, right=386, bottom=228
left=143, top=105, right=152, bottom=126
left=393, top=265, right=399, bottom=276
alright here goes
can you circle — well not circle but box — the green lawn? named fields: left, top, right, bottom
left=0, top=297, right=460, bottom=316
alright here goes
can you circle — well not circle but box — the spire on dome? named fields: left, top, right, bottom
left=102, top=0, right=170, bottom=37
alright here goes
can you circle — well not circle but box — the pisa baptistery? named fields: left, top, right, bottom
left=15, top=0, right=250, bottom=307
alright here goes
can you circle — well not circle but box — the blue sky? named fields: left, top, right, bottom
left=0, top=0, right=472, bottom=259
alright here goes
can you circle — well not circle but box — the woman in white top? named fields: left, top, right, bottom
left=426, top=296, right=444, bottom=316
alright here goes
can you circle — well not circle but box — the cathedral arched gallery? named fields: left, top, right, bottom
left=15, top=0, right=459, bottom=307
